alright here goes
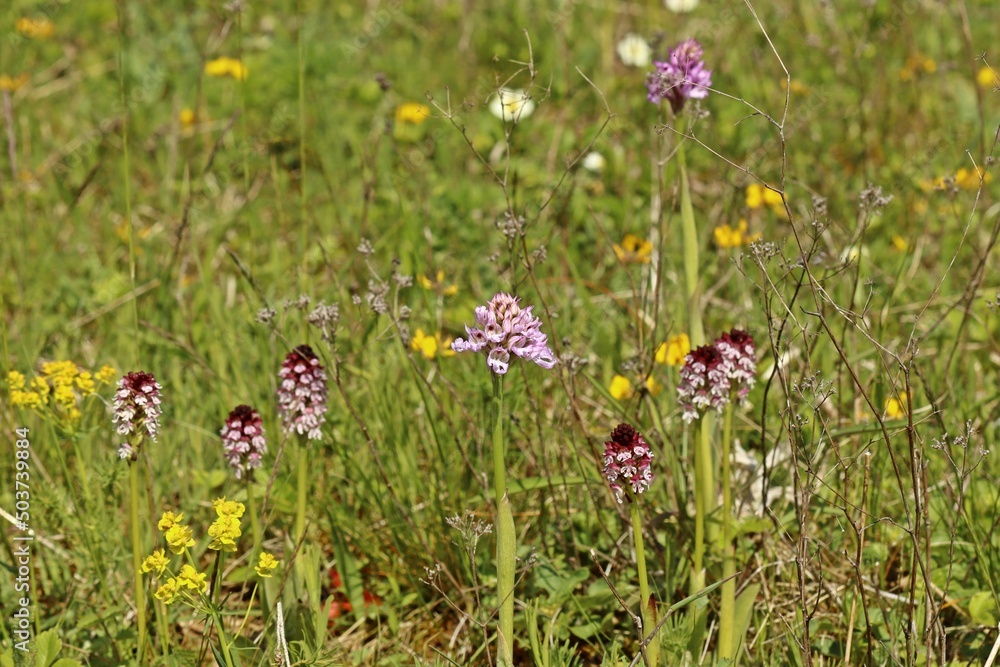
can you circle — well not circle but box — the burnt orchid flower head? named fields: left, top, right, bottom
left=645, top=38, right=712, bottom=113
left=677, top=330, right=757, bottom=422
left=220, top=405, right=268, bottom=480
left=715, top=328, right=757, bottom=399
left=277, top=345, right=328, bottom=440
left=451, top=292, right=556, bottom=375
left=114, top=371, right=162, bottom=461
left=677, top=344, right=730, bottom=423
left=602, top=423, right=654, bottom=503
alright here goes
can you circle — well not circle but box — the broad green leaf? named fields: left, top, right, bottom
left=34, top=629, right=61, bottom=667
left=969, top=591, right=998, bottom=626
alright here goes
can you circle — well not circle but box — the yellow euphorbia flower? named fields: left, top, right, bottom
left=158, top=511, right=184, bottom=532
left=208, top=515, right=242, bottom=552
left=8, top=371, right=26, bottom=391
left=96, top=365, right=117, bottom=384
left=411, top=328, right=456, bottom=360
left=609, top=375, right=634, bottom=401
left=154, top=578, right=181, bottom=604
left=655, top=333, right=691, bottom=367
left=212, top=497, right=245, bottom=518
left=141, top=549, right=170, bottom=575
left=164, top=523, right=195, bottom=555
left=613, top=233, right=653, bottom=264
left=75, top=371, right=95, bottom=395
left=891, top=235, right=908, bottom=252
left=256, top=552, right=279, bottom=578
left=177, top=564, right=208, bottom=593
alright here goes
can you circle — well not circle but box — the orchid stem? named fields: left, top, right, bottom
left=492, top=373, right=515, bottom=667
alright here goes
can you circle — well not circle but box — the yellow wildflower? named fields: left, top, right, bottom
left=898, top=54, right=936, bottom=82
left=779, top=78, right=810, bottom=95
left=977, top=66, right=999, bottom=89
left=11, top=388, right=44, bottom=410
left=8, top=371, right=26, bottom=391
left=746, top=183, right=783, bottom=210
left=141, top=549, right=170, bottom=575
left=207, top=514, right=242, bottom=552
left=0, top=74, right=29, bottom=92
left=417, top=270, right=459, bottom=296
left=613, top=233, right=653, bottom=264
left=918, top=175, right=946, bottom=192
left=609, top=375, right=634, bottom=401
left=255, top=552, right=279, bottom=578
left=212, top=497, right=245, bottom=518
left=644, top=376, right=662, bottom=397
left=75, top=371, right=95, bottom=395
left=395, top=102, right=430, bottom=125
left=154, top=578, right=181, bottom=604
left=15, top=17, right=54, bottom=39
left=52, top=384, right=75, bottom=408
left=177, top=564, right=208, bottom=593
left=885, top=392, right=908, bottom=420
left=891, top=235, right=908, bottom=252
left=95, top=365, right=117, bottom=384
left=179, top=108, right=197, bottom=130
left=655, top=333, right=691, bottom=367
left=42, top=361, right=79, bottom=387
left=158, top=510, right=184, bottom=532
left=164, top=523, right=195, bottom=555
left=204, top=57, right=248, bottom=81
left=411, top=328, right=456, bottom=360
left=955, top=166, right=991, bottom=190
left=713, top=219, right=760, bottom=249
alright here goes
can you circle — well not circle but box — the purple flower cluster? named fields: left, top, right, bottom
left=645, top=38, right=713, bottom=113
left=602, top=423, right=654, bottom=503
left=277, top=345, right=328, bottom=440
left=114, top=371, right=162, bottom=460
left=220, top=405, right=267, bottom=480
left=677, top=329, right=756, bottom=423
left=451, top=293, right=556, bottom=375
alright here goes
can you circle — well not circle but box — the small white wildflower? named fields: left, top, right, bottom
left=616, top=33, right=651, bottom=68
left=488, top=88, right=535, bottom=123
left=581, top=151, right=606, bottom=173
left=665, top=0, right=699, bottom=12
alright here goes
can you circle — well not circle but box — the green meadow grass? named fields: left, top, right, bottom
left=2, top=0, right=999, bottom=665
